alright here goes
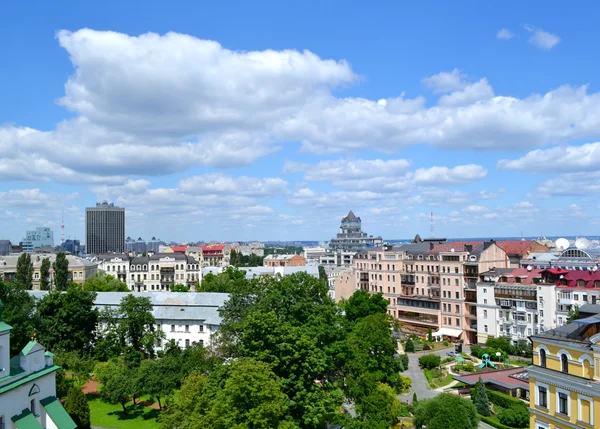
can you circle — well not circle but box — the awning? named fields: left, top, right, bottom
left=40, top=396, right=77, bottom=429
left=11, top=409, right=43, bottom=429
left=433, top=327, right=463, bottom=338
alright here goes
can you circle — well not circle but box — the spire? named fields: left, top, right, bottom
left=342, top=210, right=360, bottom=222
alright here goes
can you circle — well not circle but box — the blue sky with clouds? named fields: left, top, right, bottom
left=1, top=1, right=599, bottom=243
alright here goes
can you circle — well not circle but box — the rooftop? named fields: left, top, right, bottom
left=453, top=367, right=529, bottom=391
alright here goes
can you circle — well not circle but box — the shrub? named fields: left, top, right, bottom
left=443, top=340, right=451, bottom=346
left=455, top=362, right=476, bottom=372
left=419, top=354, right=441, bottom=370
left=400, top=375, right=412, bottom=392
left=479, top=415, right=515, bottom=429
left=423, top=344, right=431, bottom=350
left=427, top=328, right=433, bottom=342
left=470, top=344, right=484, bottom=358
left=472, top=379, right=490, bottom=417
left=405, top=339, right=415, bottom=353
left=414, top=393, right=479, bottom=429
left=486, top=337, right=513, bottom=354
left=399, top=354, right=409, bottom=370
left=497, top=406, right=529, bottom=428
left=64, top=386, right=91, bottom=429
left=470, top=388, right=527, bottom=411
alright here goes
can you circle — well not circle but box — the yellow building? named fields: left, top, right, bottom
left=529, top=317, right=600, bottom=429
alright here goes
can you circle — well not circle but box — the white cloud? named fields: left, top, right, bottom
left=524, top=25, right=560, bottom=50
left=178, top=173, right=288, bottom=197
left=437, top=79, right=494, bottom=106
left=422, top=69, right=468, bottom=93
left=515, top=201, right=535, bottom=209
left=498, top=143, right=600, bottom=172
left=538, top=172, right=600, bottom=196
left=463, top=205, right=487, bottom=213
left=496, top=29, right=516, bottom=40
left=413, top=165, right=488, bottom=186
left=284, top=158, right=411, bottom=181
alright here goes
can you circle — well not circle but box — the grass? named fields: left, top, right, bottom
left=87, top=394, right=161, bottom=429
left=423, top=367, right=455, bottom=389
left=506, top=359, right=531, bottom=367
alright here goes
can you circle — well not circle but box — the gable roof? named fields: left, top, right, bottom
left=496, top=240, right=536, bottom=256
left=20, top=341, right=43, bottom=356
left=342, top=210, right=360, bottom=223
left=169, top=245, right=188, bottom=253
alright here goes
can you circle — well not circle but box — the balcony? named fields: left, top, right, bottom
left=559, top=298, right=574, bottom=305
left=396, top=311, right=439, bottom=327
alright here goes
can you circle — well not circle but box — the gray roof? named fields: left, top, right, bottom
left=27, top=291, right=229, bottom=325
left=0, top=254, right=97, bottom=269
left=578, top=304, right=600, bottom=316
left=342, top=210, right=360, bottom=223
left=531, top=315, right=600, bottom=344
left=96, top=254, right=130, bottom=262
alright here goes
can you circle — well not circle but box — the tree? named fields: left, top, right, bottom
left=427, top=328, right=433, bottom=342
left=343, top=290, right=389, bottom=323
left=472, top=378, right=490, bottom=416
left=64, top=386, right=91, bottom=429
left=117, top=295, right=161, bottom=357
left=318, top=264, right=327, bottom=282
left=567, top=305, right=580, bottom=324
left=418, top=354, right=441, bottom=370
left=0, top=281, right=36, bottom=355
left=412, top=392, right=418, bottom=404
left=83, top=272, right=128, bottom=292
left=15, top=253, right=33, bottom=289
left=414, top=394, right=479, bottom=429
left=352, top=382, right=405, bottom=429
left=497, top=406, right=529, bottom=428
left=171, top=283, right=189, bottom=292
left=39, top=257, right=51, bottom=290
left=404, top=339, right=415, bottom=353
left=98, top=360, right=134, bottom=416
left=136, top=358, right=178, bottom=409
left=53, top=252, right=70, bottom=291
left=36, top=287, right=98, bottom=354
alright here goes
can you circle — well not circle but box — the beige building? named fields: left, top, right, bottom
left=0, top=253, right=98, bottom=288
left=264, top=254, right=306, bottom=267
left=334, top=269, right=356, bottom=302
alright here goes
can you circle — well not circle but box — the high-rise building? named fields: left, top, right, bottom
left=22, top=227, right=54, bottom=253
left=0, top=240, right=11, bottom=256
left=85, top=202, right=125, bottom=255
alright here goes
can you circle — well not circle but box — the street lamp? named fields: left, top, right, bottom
left=496, top=351, right=502, bottom=366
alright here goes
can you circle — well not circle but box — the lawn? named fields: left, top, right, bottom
left=506, top=359, right=531, bottom=367
left=88, top=395, right=161, bottom=429
left=423, top=368, right=455, bottom=389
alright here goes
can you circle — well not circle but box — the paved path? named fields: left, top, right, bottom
left=398, top=345, right=471, bottom=403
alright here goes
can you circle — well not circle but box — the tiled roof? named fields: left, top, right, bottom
left=426, top=241, right=483, bottom=254
left=496, top=240, right=536, bottom=256
left=264, top=254, right=299, bottom=260
left=453, top=367, right=529, bottom=391
left=201, top=245, right=225, bottom=252
left=169, top=245, right=188, bottom=253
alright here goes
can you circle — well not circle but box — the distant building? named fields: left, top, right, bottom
left=60, top=239, right=81, bottom=254
left=321, top=211, right=383, bottom=266
left=0, top=240, right=11, bottom=256
left=496, top=239, right=551, bottom=267
left=0, top=300, right=77, bottom=428
left=235, top=242, right=265, bottom=257
left=85, top=202, right=125, bottom=255
left=303, top=246, right=327, bottom=262
left=264, top=254, right=306, bottom=267
left=334, top=269, right=356, bottom=302
left=22, top=227, right=54, bottom=253
left=128, top=253, right=201, bottom=292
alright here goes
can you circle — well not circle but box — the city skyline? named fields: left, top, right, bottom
left=2, top=2, right=600, bottom=242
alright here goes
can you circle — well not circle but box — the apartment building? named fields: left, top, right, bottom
left=264, top=254, right=306, bottom=267
left=497, top=239, right=551, bottom=267
left=529, top=317, right=600, bottom=429
left=97, top=253, right=130, bottom=283
left=128, top=253, right=201, bottom=291
left=186, top=245, right=233, bottom=267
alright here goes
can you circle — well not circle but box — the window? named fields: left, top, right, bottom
left=455, top=267, right=459, bottom=274
left=185, top=325, right=190, bottom=333
left=199, top=340, right=204, bottom=346
left=539, top=349, right=546, bottom=367
left=455, top=318, right=460, bottom=326
left=443, top=304, right=447, bottom=311
left=199, top=325, right=204, bottom=332
left=455, top=291, right=459, bottom=299
left=185, top=339, right=190, bottom=348
left=558, top=391, right=568, bottom=415
left=455, top=304, right=459, bottom=313
left=483, top=288, right=487, bottom=293
left=0, top=415, right=4, bottom=429
left=30, top=399, right=36, bottom=415
left=171, top=325, right=175, bottom=332
left=561, top=354, right=569, bottom=373
left=455, top=279, right=459, bottom=286
left=538, top=386, right=547, bottom=408
left=574, top=294, right=579, bottom=300
left=578, top=280, right=585, bottom=287
left=484, top=325, right=488, bottom=333
left=484, top=299, right=488, bottom=304
left=483, top=310, right=487, bottom=318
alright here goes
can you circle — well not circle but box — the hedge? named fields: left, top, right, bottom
left=479, top=415, right=515, bottom=429
left=469, top=388, right=527, bottom=411
left=419, top=354, right=441, bottom=370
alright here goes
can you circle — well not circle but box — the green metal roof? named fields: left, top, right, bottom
left=20, top=341, right=40, bottom=356
left=0, top=364, right=60, bottom=395
left=0, top=321, right=12, bottom=333
left=40, top=396, right=77, bottom=429
left=11, top=409, right=43, bottom=429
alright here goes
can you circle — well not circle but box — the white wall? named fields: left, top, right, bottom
left=0, top=372, right=56, bottom=429
left=156, top=320, right=215, bottom=349
left=476, top=283, right=499, bottom=344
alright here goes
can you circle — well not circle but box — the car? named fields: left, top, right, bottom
left=446, top=351, right=460, bottom=357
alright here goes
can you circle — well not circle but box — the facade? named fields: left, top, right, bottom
left=237, top=265, right=319, bottom=280
left=22, top=227, right=54, bottom=253
left=186, top=245, right=232, bottom=267
left=264, top=254, right=306, bottom=267
left=59, top=239, right=81, bottom=255
left=85, top=202, right=125, bottom=255
left=529, top=316, right=600, bottom=429
left=0, top=301, right=76, bottom=429
left=128, top=253, right=201, bottom=291
left=303, top=246, right=327, bottom=262
left=234, top=242, right=265, bottom=257
left=333, top=269, right=356, bottom=302
left=96, top=253, right=130, bottom=283
left=321, top=211, right=383, bottom=266
left=497, top=239, right=551, bottom=267
left=0, top=240, right=11, bottom=256
left=0, top=254, right=98, bottom=288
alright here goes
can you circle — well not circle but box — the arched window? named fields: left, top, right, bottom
left=539, top=349, right=546, bottom=368
left=561, top=354, right=568, bottom=373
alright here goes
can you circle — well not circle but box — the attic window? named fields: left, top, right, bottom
left=577, top=280, right=585, bottom=287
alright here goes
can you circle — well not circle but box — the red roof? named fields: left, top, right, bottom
left=556, top=270, right=600, bottom=289
left=542, top=268, right=569, bottom=275
left=496, top=267, right=543, bottom=285
left=201, top=245, right=225, bottom=252
left=496, top=240, right=535, bottom=256
left=454, top=367, right=528, bottom=390
left=170, top=245, right=187, bottom=253
left=426, top=241, right=483, bottom=254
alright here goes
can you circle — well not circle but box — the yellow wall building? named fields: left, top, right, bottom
left=529, top=317, right=600, bottom=429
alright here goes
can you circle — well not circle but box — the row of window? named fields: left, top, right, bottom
left=443, top=303, right=462, bottom=313
left=442, top=317, right=461, bottom=327
left=130, top=263, right=200, bottom=272
left=131, top=273, right=199, bottom=281
left=158, top=324, right=204, bottom=333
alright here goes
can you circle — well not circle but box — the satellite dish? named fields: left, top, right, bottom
left=560, top=275, right=564, bottom=279
left=575, top=237, right=591, bottom=250
left=555, top=238, right=570, bottom=250
left=527, top=265, right=533, bottom=271
left=450, top=248, right=455, bottom=252
left=594, top=266, right=599, bottom=272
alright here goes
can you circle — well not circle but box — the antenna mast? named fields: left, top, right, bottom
left=430, top=210, right=435, bottom=238
left=61, top=208, right=65, bottom=244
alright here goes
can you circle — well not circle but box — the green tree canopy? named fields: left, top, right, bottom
left=318, top=265, right=327, bottom=282
left=171, top=283, right=190, bottom=292
left=97, top=359, right=134, bottom=416
left=83, top=272, right=128, bottom=292
left=0, top=280, right=36, bottom=355
left=343, top=290, right=389, bottom=323
left=16, top=253, right=33, bottom=289
left=36, top=287, right=98, bottom=354
left=567, top=305, right=580, bottom=324
left=53, top=252, right=70, bottom=291
left=116, top=295, right=161, bottom=357
left=414, top=393, right=479, bottom=429
left=39, top=257, right=51, bottom=291
left=64, top=386, right=91, bottom=429
left=473, top=378, right=490, bottom=416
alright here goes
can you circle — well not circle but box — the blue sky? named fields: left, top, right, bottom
left=1, top=1, right=599, bottom=243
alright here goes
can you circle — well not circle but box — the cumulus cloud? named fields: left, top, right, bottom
left=498, top=143, right=600, bottom=172
left=538, top=172, right=600, bottom=196
left=422, top=69, right=468, bottom=93
left=524, top=25, right=560, bottom=50
left=284, top=158, right=411, bottom=181
left=497, top=29, right=516, bottom=40
left=178, top=173, right=288, bottom=197
left=413, top=165, right=487, bottom=186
